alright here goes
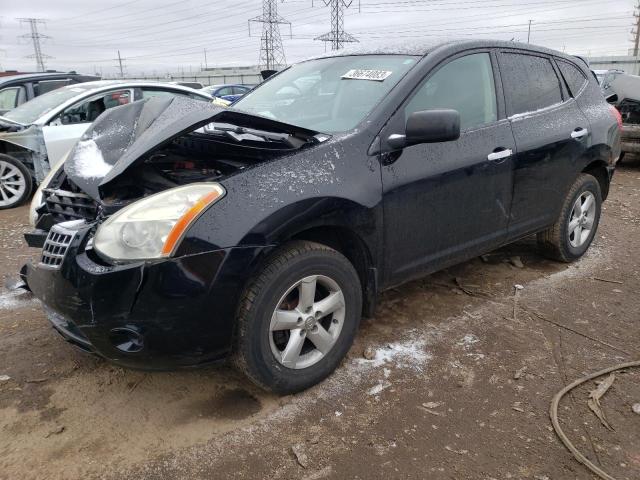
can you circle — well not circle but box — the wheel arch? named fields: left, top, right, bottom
left=289, top=225, right=378, bottom=318
left=224, top=197, right=381, bottom=319
left=581, top=159, right=610, bottom=200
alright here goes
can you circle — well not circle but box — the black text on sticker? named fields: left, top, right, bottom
left=342, top=69, right=393, bottom=81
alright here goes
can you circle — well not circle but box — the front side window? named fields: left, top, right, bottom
left=234, top=55, right=419, bottom=133
left=500, top=53, right=563, bottom=116
left=405, top=53, right=497, bottom=131
left=3, top=85, right=92, bottom=124
left=557, top=60, right=587, bottom=97
left=57, top=89, right=132, bottom=125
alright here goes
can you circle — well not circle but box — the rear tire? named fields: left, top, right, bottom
left=0, top=154, right=32, bottom=210
left=537, top=173, right=602, bottom=262
left=234, top=241, right=362, bottom=394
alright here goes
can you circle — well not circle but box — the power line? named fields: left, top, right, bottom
left=249, top=0, right=291, bottom=70
left=17, top=17, right=52, bottom=72
left=315, top=0, right=359, bottom=50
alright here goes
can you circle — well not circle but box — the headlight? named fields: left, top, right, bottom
left=29, top=158, right=67, bottom=227
left=94, top=183, right=225, bottom=261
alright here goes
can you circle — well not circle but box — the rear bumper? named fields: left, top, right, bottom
left=25, top=225, right=265, bottom=370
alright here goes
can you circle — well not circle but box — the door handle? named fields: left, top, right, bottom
left=487, top=148, right=513, bottom=162
left=571, top=128, right=589, bottom=140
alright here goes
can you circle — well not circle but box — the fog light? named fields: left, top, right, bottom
left=109, top=327, right=144, bottom=353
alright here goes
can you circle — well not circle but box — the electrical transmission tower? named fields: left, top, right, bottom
left=249, top=0, right=291, bottom=71
left=17, top=18, right=52, bottom=72
left=633, top=1, right=640, bottom=57
left=315, top=0, right=358, bottom=51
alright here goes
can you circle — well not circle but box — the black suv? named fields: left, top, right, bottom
left=23, top=40, right=621, bottom=393
left=0, top=72, right=100, bottom=115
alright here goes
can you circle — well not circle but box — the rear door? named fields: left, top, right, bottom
left=380, top=51, right=516, bottom=285
left=498, top=50, right=590, bottom=239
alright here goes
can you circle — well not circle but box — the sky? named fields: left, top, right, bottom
left=0, top=0, right=636, bottom=76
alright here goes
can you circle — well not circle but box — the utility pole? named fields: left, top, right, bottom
left=633, top=1, right=640, bottom=57
left=115, top=50, right=125, bottom=78
left=315, top=0, right=358, bottom=50
left=204, top=48, right=208, bottom=70
left=249, top=0, right=291, bottom=71
left=527, top=19, right=533, bottom=44
left=17, top=18, right=51, bottom=72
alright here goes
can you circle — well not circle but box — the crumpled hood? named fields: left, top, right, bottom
left=65, top=96, right=225, bottom=200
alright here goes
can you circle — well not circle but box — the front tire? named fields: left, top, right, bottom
left=537, top=173, right=602, bottom=262
left=234, top=241, right=362, bottom=394
left=0, top=154, right=32, bottom=210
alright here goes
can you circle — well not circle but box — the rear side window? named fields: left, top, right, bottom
left=557, top=60, right=587, bottom=97
left=405, top=53, right=497, bottom=131
left=500, top=53, right=563, bottom=116
left=0, top=87, right=25, bottom=110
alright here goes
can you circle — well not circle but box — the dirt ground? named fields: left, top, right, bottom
left=1, top=160, right=639, bottom=480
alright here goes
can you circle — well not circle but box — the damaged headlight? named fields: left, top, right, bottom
left=29, top=155, right=67, bottom=227
left=94, top=183, right=225, bottom=261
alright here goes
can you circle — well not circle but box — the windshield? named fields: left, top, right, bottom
left=3, top=86, right=87, bottom=124
left=233, top=55, right=419, bottom=133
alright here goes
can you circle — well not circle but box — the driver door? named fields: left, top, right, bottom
left=42, top=88, right=133, bottom=167
left=380, top=51, right=516, bottom=285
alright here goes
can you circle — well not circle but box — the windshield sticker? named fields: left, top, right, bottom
left=341, top=69, right=393, bottom=81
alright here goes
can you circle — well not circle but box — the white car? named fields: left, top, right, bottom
left=0, top=81, right=212, bottom=209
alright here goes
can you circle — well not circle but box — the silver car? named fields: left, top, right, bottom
left=0, top=81, right=212, bottom=209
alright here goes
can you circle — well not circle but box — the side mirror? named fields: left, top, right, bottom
left=605, top=93, right=618, bottom=104
left=387, top=109, right=461, bottom=150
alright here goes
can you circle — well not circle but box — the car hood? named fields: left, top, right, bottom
left=0, top=115, right=29, bottom=132
left=64, top=96, right=223, bottom=200
left=64, top=96, right=322, bottom=201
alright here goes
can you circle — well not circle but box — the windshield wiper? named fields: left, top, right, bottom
left=213, top=124, right=291, bottom=143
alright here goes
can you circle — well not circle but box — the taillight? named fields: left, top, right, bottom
left=610, top=105, right=623, bottom=129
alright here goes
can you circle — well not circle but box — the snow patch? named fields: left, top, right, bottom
left=0, top=289, right=36, bottom=310
left=356, top=338, right=431, bottom=371
left=368, top=380, right=392, bottom=396
left=457, top=333, right=480, bottom=349
left=72, top=138, right=112, bottom=179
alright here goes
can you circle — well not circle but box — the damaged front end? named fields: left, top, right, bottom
left=0, top=118, right=49, bottom=182
left=24, top=96, right=327, bottom=367
left=32, top=95, right=324, bottom=230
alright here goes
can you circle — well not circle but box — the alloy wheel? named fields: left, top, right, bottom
left=269, top=274, right=346, bottom=369
left=568, top=191, right=596, bottom=248
left=0, top=160, right=27, bottom=207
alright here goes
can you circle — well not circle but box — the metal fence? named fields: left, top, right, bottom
left=111, top=73, right=263, bottom=87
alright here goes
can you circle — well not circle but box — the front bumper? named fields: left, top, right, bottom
left=25, top=224, right=264, bottom=370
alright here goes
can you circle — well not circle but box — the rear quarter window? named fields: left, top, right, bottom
left=499, top=53, right=563, bottom=116
left=557, top=60, right=587, bottom=97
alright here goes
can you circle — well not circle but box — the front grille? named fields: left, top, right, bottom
left=43, top=188, right=98, bottom=223
left=40, top=224, right=76, bottom=269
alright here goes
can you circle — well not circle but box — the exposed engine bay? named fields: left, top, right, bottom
left=36, top=117, right=324, bottom=228
left=99, top=122, right=317, bottom=204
